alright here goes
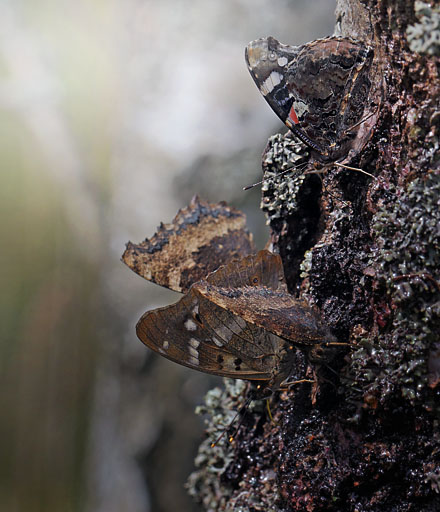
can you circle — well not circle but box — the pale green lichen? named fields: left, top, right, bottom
left=186, top=379, right=245, bottom=510
left=187, top=379, right=279, bottom=512
left=299, top=248, right=313, bottom=281
left=407, top=1, right=440, bottom=56
left=351, top=171, right=440, bottom=408
left=260, top=132, right=311, bottom=224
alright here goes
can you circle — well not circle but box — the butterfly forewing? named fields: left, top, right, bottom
left=123, top=196, right=255, bottom=293
left=246, top=36, right=301, bottom=124
left=135, top=250, right=336, bottom=387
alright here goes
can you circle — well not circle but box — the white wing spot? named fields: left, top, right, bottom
left=261, top=71, right=283, bottom=95
left=213, top=337, right=223, bottom=347
left=188, top=355, right=199, bottom=366
left=185, top=319, right=197, bottom=331
left=189, top=346, right=199, bottom=358
left=189, top=338, right=200, bottom=349
left=214, top=324, right=233, bottom=342
left=162, top=340, right=169, bottom=350
left=277, top=56, right=288, bottom=66
left=188, top=338, right=200, bottom=363
left=292, top=100, right=309, bottom=119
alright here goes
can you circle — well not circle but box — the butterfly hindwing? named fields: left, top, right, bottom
left=206, top=249, right=288, bottom=291
left=195, top=281, right=336, bottom=347
left=195, top=249, right=336, bottom=346
left=136, top=283, right=279, bottom=380
left=246, top=36, right=373, bottom=161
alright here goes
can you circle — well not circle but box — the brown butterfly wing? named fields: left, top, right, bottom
left=195, top=284, right=336, bottom=346
left=197, top=250, right=335, bottom=346
left=122, top=196, right=255, bottom=293
left=206, top=249, right=288, bottom=291
left=136, top=286, right=281, bottom=380
left=136, top=249, right=334, bottom=381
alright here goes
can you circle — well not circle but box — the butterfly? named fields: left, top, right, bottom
left=245, top=36, right=374, bottom=164
left=122, top=195, right=255, bottom=293
left=123, top=198, right=340, bottom=392
left=127, top=233, right=338, bottom=392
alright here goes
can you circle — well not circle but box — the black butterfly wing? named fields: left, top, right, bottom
left=284, top=38, right=372, bottom=152
left=246, top=36, right=301, bottom=127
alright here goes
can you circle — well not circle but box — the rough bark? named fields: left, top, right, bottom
left=188, top=1, right=440, bottom=511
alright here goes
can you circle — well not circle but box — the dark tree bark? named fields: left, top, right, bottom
left=189, top=1, right=440, bottom=511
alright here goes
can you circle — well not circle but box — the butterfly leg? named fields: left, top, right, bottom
left=341, top=109, right=378, bottom=135
left=279, top=377, right=314, bottom=389
left=266, top=399, right=274, bottom=423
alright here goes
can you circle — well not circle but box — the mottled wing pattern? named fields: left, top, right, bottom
left=285, top=37, right=372, bottom=157
left=245, top=36, right=373, bottom=162
left=195, top=282, right=336, bottom=346
left=195, top=250, right=335, bottom=346
left=206, top=249, right=288, bottom=292
left=122, top=195, right=255, bottom=293
left=136, top=284, right=280, bottom=380
left=135, top=250, right=335, bottom=382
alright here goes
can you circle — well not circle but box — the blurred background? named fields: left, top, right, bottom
left=0, top=1, right=335, bottom=511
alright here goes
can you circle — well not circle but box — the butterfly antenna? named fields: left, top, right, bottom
left=210, top=395, right=253, bottom=448
left=243, top=161, right=308, bottom=191
left=326, top=341, right=357, bottom=348
left=227, top=402, right=252, bottom=444
left=243, top=179, right=264, bottom=191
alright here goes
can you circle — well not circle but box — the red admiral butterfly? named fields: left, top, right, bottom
left=123, top=198, right=338, bottom=393
left=245, top=36, right=373, bottom=164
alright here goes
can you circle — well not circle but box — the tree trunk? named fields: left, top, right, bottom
left=188, top=1, right=440, bottom=510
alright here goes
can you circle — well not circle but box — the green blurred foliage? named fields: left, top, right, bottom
left=0, top=130, right=100, bottom=511
left=0, top=3, right=114, bottom=510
